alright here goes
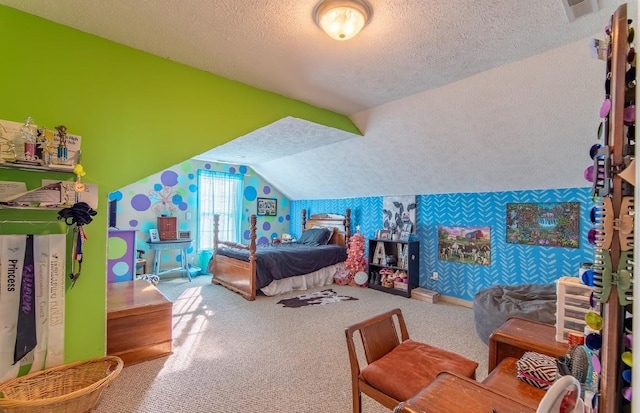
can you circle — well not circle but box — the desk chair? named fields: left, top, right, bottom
left=345, top=308, right=478, bottom=413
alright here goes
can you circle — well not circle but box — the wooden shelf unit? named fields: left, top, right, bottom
left=367, top=239, right=419, bottom=298
left=596, top=5, right=634, bottom=412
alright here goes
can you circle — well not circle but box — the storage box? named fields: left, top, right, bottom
left=394, top=280, right=408, bottom=291
left=157, top=216, right=177, bottom=240
left=555, top=276, right=599, bottom=342
left=107, top=280, right=173, bottom=365
left=411, top=287, right=440, bottom=303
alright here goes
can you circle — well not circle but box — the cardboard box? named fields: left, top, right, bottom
left=411, top=287, right=440, bottom=303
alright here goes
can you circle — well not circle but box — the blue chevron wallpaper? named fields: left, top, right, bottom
left=291, top=187, right=594, bottom=301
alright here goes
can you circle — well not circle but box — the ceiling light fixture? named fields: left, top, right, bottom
left=313, top=0, right=372, bottom=41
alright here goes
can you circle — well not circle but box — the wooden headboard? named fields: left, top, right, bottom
left=301, top=209, right=351, bottom=247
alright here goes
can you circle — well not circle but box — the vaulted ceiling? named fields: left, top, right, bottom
left=0, top=0, right=636, bottom=199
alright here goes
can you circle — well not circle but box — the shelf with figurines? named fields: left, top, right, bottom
left=0, top=117, right=81, bottom=173
left=367, top=237, right=419, bottom=298
left=0, top=117, right=95, bottom=211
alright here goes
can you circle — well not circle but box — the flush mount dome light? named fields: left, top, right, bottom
left=313, top=0, right=372, bottom=41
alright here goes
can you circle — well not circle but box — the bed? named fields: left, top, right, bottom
left=211, top=209, right=351, bottom=300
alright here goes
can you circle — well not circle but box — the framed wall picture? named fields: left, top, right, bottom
left=383, top=195, right=417, bottom=233
left=378, top=229, right=391, bottom=240
left=149, top=229, right=160, bottom=242
left=257, top=197, right=277, bottom=216
left=506, top=202, right=580, bottom=248
left=437, top=225, right=491, bottom=266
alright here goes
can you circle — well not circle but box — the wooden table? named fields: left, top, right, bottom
left=107, top=280, right=173, bottom=365
left=488, top=317, right=568, bottom=373
left=482, top=357, right=546, bottom=410
left=148, top=239, right=192, bottom=281
left=394, top=371, right=536, bottom=413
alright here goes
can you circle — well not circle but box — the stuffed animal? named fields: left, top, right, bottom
left=379, top=268, right=394, bottom=286
left=385, top=255, right=397, bottom=266
left=383, top=271, right=397, bottom=288
left=395, top=270, right=408, bottom=283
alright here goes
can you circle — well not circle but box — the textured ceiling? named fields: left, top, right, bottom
left=0, top=0, right=636, bottom=199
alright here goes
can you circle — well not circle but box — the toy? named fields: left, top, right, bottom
left=385, top=255, right=397, bottom=266
left=379, top=268, right=394, bottom=286
left=383, top=271, right=397, bottom=288
left=395, top=270, right=408, bottom=283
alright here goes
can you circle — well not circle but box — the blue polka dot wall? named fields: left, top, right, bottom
left=109, top=159, right=292, bottom=270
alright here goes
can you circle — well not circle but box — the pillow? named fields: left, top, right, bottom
left=298, top=227, right=333, bottom=245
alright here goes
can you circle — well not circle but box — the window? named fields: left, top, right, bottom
left=197, top=170, right=244, bottom=251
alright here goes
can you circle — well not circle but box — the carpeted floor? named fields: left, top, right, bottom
left=96, top=276, right=488, bottom=413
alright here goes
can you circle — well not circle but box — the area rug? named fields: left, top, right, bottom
left=277, top=289, right=358, bottom=308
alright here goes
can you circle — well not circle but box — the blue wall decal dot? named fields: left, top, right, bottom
left=244, top=186, right=257, bottom=201
left=109, top=191, right=123, bottom=201
left=160, top=170, right=179, bottom=187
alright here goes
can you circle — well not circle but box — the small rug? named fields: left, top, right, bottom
left=277, top=289, right=358, bottom=308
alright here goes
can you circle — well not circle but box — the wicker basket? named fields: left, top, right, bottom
left=0, top=356, right=123, bottom=413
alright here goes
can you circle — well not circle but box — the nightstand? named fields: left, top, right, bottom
left=488, top=317, right=568, bottom=373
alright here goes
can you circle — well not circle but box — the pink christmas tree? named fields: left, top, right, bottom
left=345, top=231, right=366, bottom=279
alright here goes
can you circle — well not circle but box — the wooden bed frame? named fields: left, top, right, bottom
left=211, top=209, right=351, bottom=301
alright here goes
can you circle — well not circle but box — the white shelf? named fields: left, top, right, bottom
left=0, top=161, right=75, bottom=173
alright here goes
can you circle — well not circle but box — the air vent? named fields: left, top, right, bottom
left=562, top=0, right=599, bottom=21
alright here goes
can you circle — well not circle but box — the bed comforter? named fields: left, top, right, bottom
left=216, top=242, right=347, bottom=289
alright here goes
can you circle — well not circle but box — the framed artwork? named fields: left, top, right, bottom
left=437, top=225, right=491, bottom=266
left=257, top=197, right=277, bottom=216
left=149, top=229, right=160, bottom=242
left=377, top=229, right=391, bottom=240
left=178, top=230, right=191, bottom=240
left=383, top=195, right=417, bottom=234
left=506, top=202, right=580, bottom=248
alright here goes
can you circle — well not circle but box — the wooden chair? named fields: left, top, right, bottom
left=135, top=249, right=147, bottom=275
left=345, top=308, right=478, bottom=413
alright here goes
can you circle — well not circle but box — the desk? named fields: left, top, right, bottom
left=394, top=372, right=536, bottom=413
left=147, top=239, right=192, bottom=281
left=488, top=317, right=568, bottom=373
left=482, top=357, right=546, bottom=409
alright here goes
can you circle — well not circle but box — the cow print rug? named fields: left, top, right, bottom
left=277, top=289, right=358, bottom=308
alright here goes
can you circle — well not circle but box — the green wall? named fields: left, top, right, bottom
left=0, top=5, right=359, bottom=363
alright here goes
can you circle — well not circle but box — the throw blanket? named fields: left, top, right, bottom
left=216, top=243, right=347, bottom=289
